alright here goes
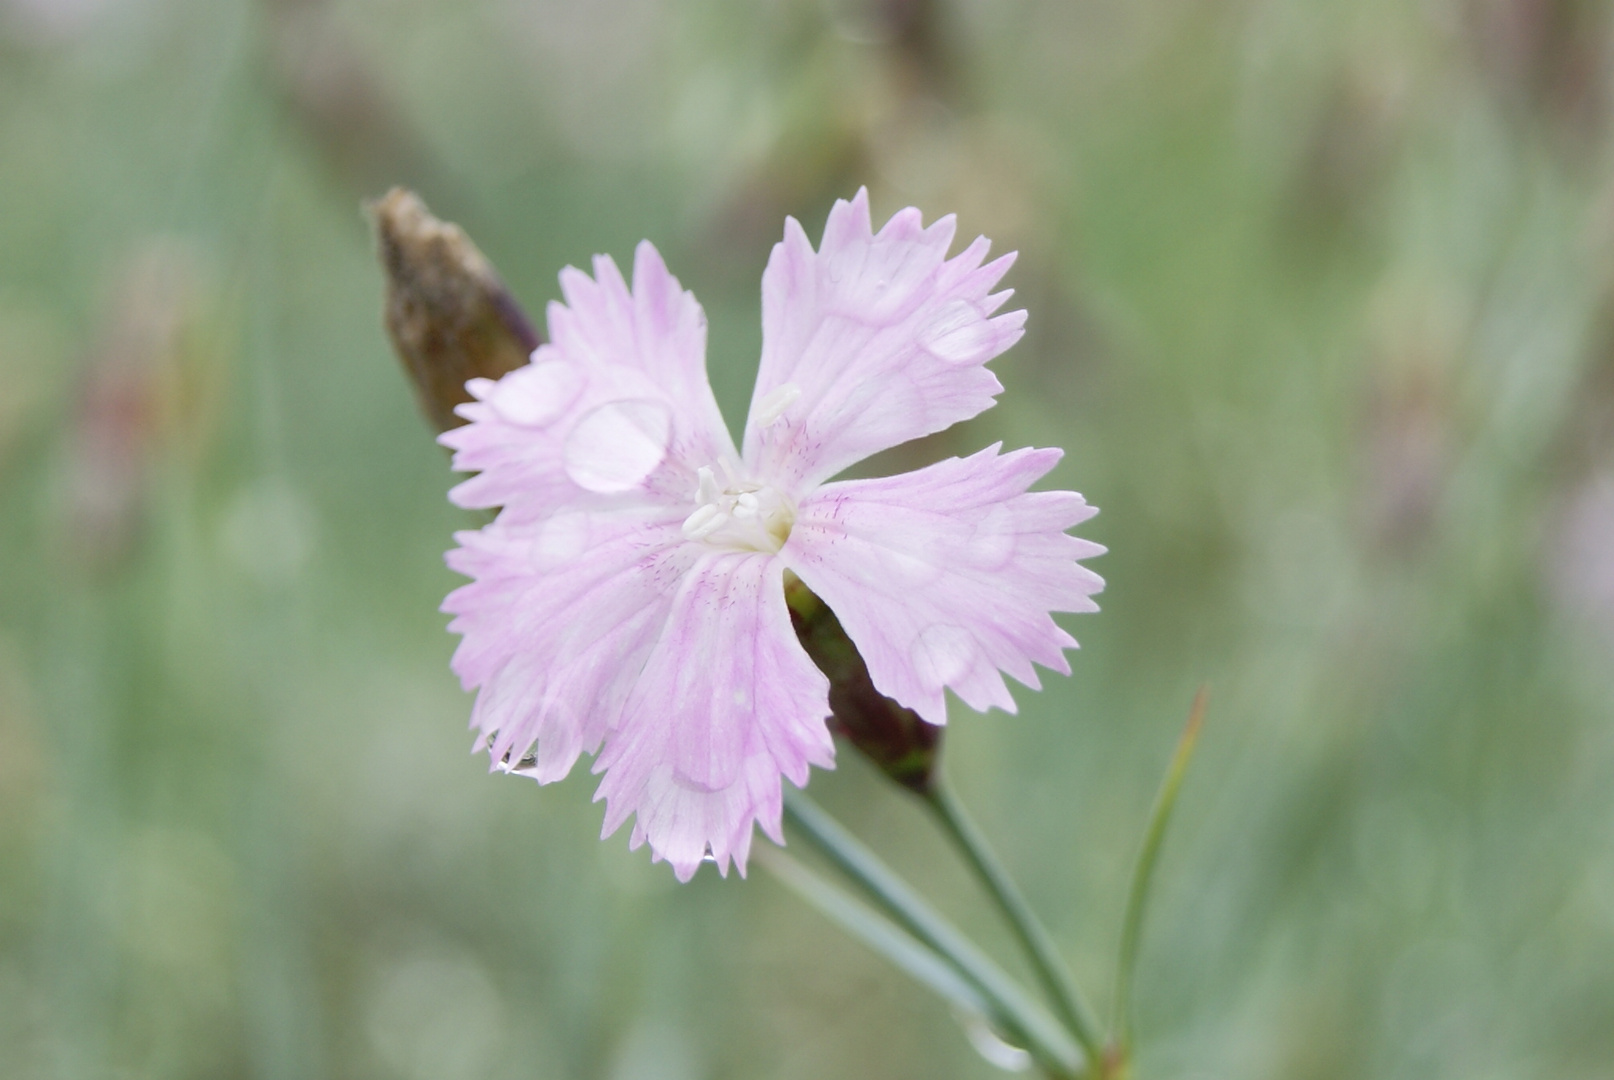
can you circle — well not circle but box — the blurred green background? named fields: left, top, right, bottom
left=3, top=0, right=1614, bottom=1077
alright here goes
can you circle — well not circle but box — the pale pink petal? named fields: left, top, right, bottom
left=442, top=242, right=736, bottom=523
left=592, top=552, right=834, bottom=882
left=442, top=506, right=694, bottom=783
left=743, top=189, right=1025, bottom=492
left=782, top=444, right=1104, bottom=726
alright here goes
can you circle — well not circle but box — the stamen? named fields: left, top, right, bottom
left=682, top=503, right=725, bottom=540
left=693, top=465, right=720, bottom=504
left=683, top=461, right=795, bottom=553
left=753, top=383, right=801, bottom=427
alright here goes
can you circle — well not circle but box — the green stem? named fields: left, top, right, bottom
left=782, top=790, right=1084, bottom=1079
left=757, top=848, right=997, bottom=1024
left=924, top=778, right=1107, bottom=1067
left=1112, top=687, right=1207, bottom=1055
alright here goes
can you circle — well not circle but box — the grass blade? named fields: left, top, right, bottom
left=1112, top=686, right=1208, bottom=1052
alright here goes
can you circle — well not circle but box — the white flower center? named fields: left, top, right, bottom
left=681, top=463, right=795, bottom=553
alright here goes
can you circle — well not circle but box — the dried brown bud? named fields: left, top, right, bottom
left=369, top=188, right=538, bottom=432
left=785, top=572, right=941, bottom=793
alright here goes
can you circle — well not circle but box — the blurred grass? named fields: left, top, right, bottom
left=3, top=0, right=1614, bottom=1077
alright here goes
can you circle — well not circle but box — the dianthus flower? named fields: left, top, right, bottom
left=440, top=190, right=1105, bottom=880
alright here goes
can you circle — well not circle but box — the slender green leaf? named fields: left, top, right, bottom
left=1113, top=686, right=1208, bottom=1051
left=925, top=780, right=1107, bottom=1065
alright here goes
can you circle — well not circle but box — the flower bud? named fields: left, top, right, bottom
left=369, top=188, right=538, bottom=432
left=784, top=572, right=941, bottom=794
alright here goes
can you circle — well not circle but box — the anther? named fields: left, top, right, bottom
left=682, top=503, right=725, bottom=540
left=693, top=466, right=720, bottom=505
left=753, top=383, right=801, bottom=428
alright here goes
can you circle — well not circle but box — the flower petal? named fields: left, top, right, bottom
left=743, top=189, right=1026, bottom=492
left=592, top=552, right=834, bottom=882
left=443, top=505, right=694, bottom=783
left=782, top=444, right=1104, bottom=726
left=442, top=241, right=736, bottom=522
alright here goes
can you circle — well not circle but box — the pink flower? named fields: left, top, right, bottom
left=441, top=190, right=1105, bottom=880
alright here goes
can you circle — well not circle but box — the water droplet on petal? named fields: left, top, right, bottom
left=921, top=299, right=995, bottom=365
left=912, top=624, right=976, bottom=688
left=563, top=399, right=672, bottom=493
left=492, top=360, right=583, bottom=426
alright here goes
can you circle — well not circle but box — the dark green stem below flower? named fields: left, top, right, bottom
left=782, top=790, right=1084, bottom=1079
left=923, top=778, right=1108, bottom=1067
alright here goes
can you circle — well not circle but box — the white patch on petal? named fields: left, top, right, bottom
left=527, top=511, right=593, bottom=570
left=966, top=505, right=1018, bottom=569
left=563, top=399, right=672, bottom=493
left=912, top=624, right=977, bottom=688
left=921, top=299, right=995, bottom=365
left=491, top=360, right=584, bottom=426
left=888, top=542, right=944, bottom=587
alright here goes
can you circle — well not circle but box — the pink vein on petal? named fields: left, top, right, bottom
left=591, top=552, right=834, bottom=882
